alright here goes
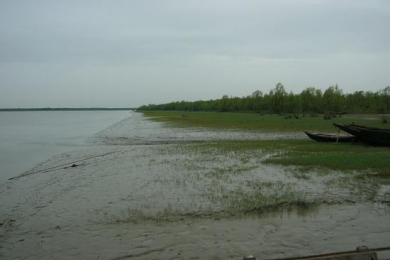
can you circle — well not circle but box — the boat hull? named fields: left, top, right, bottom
left=333, top=123, right=390, bottom=147
left=305, top=131, right=356, bottom=143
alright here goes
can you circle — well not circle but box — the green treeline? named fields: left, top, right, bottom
left=138, top=83, right=390, bottom=115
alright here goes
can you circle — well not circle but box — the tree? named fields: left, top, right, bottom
left=273, top=83, right=286, bottom=113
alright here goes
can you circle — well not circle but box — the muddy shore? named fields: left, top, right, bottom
left=0, top=113, right=389, bottom=259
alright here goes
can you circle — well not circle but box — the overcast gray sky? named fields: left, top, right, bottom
left=0, top=0, right=389, bottom=108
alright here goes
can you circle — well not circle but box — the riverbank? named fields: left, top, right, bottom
left=141, top=111, right=390, bottom=176
left=0, top=142, right=389, bottom=259
left=0, top=112, right=389, bottom=259
left=142, top=111, right=389, bottom=132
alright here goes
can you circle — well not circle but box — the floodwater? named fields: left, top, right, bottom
left=0, top=112, right=389, bottom=259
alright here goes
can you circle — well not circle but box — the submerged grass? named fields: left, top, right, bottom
left=112, top=112, right=389, bottom=224
left=205, top=165, right=258, bottom=179
left=113, top=184, right=321, bottom=224
left=218, top=182, right=320, bottom=215
left=110, top=141, right=388, bottom=225
left=142, top=111, right=389, bottom=132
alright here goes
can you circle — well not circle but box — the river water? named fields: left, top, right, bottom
left=0, top=111, right=131, bottom=183
left=0, top=111, right=389, bottom=259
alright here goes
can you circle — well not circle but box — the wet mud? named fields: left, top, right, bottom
left=0, top=112, right=389, bottom=259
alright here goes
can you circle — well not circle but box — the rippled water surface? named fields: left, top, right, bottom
left=0, top=112, right=389, bottom=259
left=0, top=111, right=131, bottom=182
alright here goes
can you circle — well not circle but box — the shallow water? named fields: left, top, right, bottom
left=0, top=112, right=389, bottom=259
left=93, top=113, right=303, bottom=145
left=0, top=111, right=131, bottom=182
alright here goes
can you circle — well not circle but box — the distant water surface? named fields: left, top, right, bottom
left=0, top=111, right=131, bottom=182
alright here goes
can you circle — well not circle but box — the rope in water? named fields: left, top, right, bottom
left=8, top=150, right=120, bottom=180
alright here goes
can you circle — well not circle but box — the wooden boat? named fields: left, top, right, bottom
left=333, top=123, right=390, bottom=147
left=281, top=246, right=389, bottom=260
left=305, top=131, right=356, bottom=143
left=243, top=246, right=390, bottom=260
left=348, top=123, right=389, bottom=133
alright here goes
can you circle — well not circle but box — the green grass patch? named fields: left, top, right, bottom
left=194, top=139, right=390, bottom=177
left=142, top=111, right=389, bottom=132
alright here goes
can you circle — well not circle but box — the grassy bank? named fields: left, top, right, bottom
left=192, top=140, right=390, bottom=177
left=142, top=111, right=389, bottom=132
left=142, top=111, right=389, bottom=177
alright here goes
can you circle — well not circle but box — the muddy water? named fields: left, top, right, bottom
left=0, top=112, right=389, bottom=259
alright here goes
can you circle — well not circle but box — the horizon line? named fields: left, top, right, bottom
left=0, top=107, right=135, bottom=111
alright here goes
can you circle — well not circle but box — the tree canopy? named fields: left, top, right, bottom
left=137, top=84, right=390, bottom=115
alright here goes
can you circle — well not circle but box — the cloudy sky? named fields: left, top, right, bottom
left=0, top=0, right=389, bottom=108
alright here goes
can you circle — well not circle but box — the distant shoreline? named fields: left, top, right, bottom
left=0, top=108, right=134, bottom=111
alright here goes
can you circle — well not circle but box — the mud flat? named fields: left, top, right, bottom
left=0, top=113, right=389, bottom=259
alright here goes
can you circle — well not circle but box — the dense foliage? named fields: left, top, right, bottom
left=137, top=84, right=390, bottom=115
